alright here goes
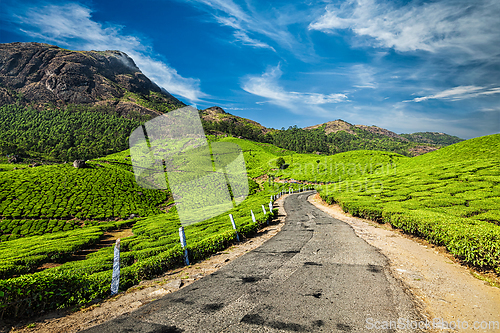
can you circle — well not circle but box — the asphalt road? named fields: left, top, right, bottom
left=81, top=191, right=423, bottom=333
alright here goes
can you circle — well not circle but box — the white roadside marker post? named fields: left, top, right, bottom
left=179, top=227, right=189, bottom=266
left=251, top=210, right=256, bottom=223
left=110, top=238, right=120, bottom=296
left=229, top=214, right=240, bottom=242
left=269, top=201, right=273, bottom=213
left=262, top=205, right=268, bottom=225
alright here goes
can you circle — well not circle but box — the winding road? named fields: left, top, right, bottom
left=81, top=191, right=423, bottom=332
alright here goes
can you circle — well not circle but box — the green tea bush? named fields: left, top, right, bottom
left=0, top=190, right=278, bottom=318
left=319, top=134, right=500, bottom=273
left=0, top=163, right=169, bottom=224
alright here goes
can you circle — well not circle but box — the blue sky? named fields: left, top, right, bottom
left=1, top=0, right=499, bottom=138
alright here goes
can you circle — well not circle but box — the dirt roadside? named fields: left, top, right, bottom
left=308, top=193, right=500, bottom=332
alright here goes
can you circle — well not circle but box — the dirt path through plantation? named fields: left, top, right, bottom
left=308, top=194, right=500, bottom=332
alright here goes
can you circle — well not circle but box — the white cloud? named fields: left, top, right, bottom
left=309, top=0, right=500, bottom=60
left=13, top=3, right=206, bottom=102
left=241, top=65, right=347, bottom=115
left=479, top=107, right=500, bottom=112
left=407, top=86, right=500, bottom=102
left=233, top=31, right=276, bottom=51
left=189, top=0, right=275, bottom=50
left=182, top=0, right=307, bottom=55
left=351, top=64, right=377, bottom=89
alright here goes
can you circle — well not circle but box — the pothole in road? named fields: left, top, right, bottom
left=241, top=276, right=261, bottom=283
left=304, top=261, right=322, bottom=266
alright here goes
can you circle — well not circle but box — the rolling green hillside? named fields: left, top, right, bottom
left=0, top=186, right=282, bottom=318
left=0, top=139, right=289, bottom=318
left=318, top=134, right=500, bottom=273
left=0, top=157, right=170, bottom=243
left=215, top=136, right=404, bottom=182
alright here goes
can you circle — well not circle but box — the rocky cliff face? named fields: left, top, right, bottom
left=0, top=42, right=184, bottom=116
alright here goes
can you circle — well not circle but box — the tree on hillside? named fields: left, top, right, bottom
left=276, top=157, right=285, bottom=169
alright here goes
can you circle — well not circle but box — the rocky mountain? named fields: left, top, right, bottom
left=304, top=120, right=356, bottom=135
left=0, top=42, right=187, bottom=162
left=0, top=42, right=184, bottom=117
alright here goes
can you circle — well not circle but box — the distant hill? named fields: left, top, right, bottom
left=302, top=120, right=463, bottom=156
left=400, top=132, right=464, bottom=146
left=200, top=106, right=271, bottom=141
left=304, top=119, right=356, bottom=135
left=202, top=111, right=463, bottom=157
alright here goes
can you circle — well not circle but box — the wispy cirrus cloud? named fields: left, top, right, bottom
left=407, top=86, right=500, bottom=103
left=10, top=3, right=206, bottom=102
left=351, top=64, right=377, bottom=89
left=241, top=65, right=347, bottom=115
left=181, top=0, right=312, bottom=56
left=232, top=30, right=275, bottom=51
left=309, top=0, right=500, bottom=61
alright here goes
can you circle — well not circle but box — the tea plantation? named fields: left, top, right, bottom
left=0, top=161, right=170, bottom=242
left=0, top=140, right=297, bottom=318
left=317, top=134, right=500, bottom=273
left=0, top=133, right=498, bottom=319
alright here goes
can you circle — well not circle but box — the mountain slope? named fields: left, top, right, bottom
left=318, top=133, right=500, bottom=272
left=200, top=106, right=272, bottom=143
left=400, top=132, right=464, bottom=145
left=0, top=42, right=184, bottom=117
left=0, top=42, right=186, bottom=162
left=304, top=119, right=356, bottom=135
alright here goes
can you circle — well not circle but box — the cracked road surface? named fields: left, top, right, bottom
left=81, top=191, right=423, bottom=332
